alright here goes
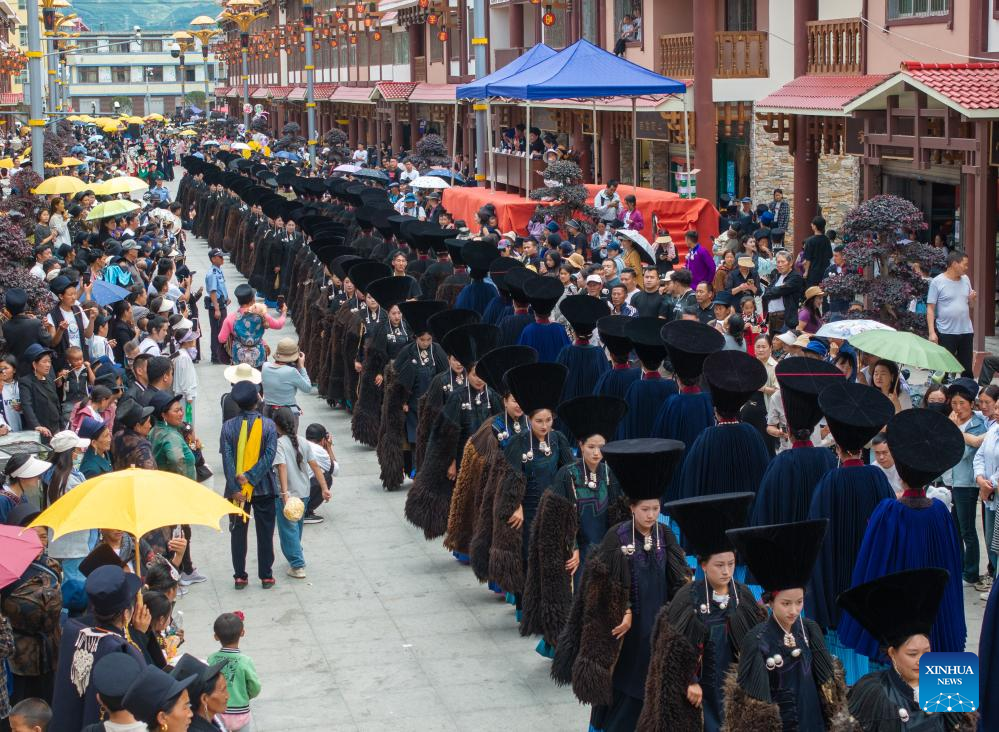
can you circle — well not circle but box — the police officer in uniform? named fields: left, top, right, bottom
left=205, top=248, right=231, bottom=364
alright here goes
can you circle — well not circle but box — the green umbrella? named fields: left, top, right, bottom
left=848, top=330, right=964, bottom=373
left=86, top=199, right=140, bottom=221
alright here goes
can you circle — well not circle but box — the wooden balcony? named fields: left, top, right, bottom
left=413, top=55, right=427, bottom=82
left=806, top=18, right=864, bottom=74
left=660, top=31, right=768, bottom=79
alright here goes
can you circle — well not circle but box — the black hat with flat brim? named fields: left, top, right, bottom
left=347, top=260, right=391, bottom=295
left=444, top=239, right=466, bottom=266
left=442, top=323, right=500, bottom=370
left=475, top=345, right=538, bottom=395
left=597, top=315, right=634, bottom=360
left=523, top=276, right=565, bottom=317
left=504, top=266, right=539, bottom=304
left=462, top=240, right=501, bottom=275
left=660, top=319, right=725, bottom=382
left=557, top=395, right=628, bottom=443
left=489, top=257, right=525, bottom=295
left=387, top=214, right=420, bottom=240
left=332, top=255, right=365, bottom=282
left=726, top=519, right=828, bottom=594
left=559, top=294, right=611, bottom=336
left=427, top=307, right=480, bottom=345
left=398, top=299, right=448, bottom=336
left=123, top=665, right=197, bottom=727
left=366, top=276, right=417, bottom=309
left=776, top=357, right=845, bottom=434
left=625, top=316, right=668, bottom=369
left=505, top=362, right=568, bottom=416
left=703, top=350, right=768, bottom=416
left=817, top=381, right=895, bottom=453
left=836, top=568, right=950, bottom=649
left=600, top=438, right=685, bottom=502
left=664, top=492, right=756, bottom=558
left=886, top=408, right=965, bottom=490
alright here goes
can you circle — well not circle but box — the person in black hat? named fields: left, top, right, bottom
left=50, top=566, right=145, bottom=731
left=722, top=519, right=847, bottom=731
left=121, top=665, right=196, bottom=731
left=170, top=655, right=229, bottom=731
left=675, top=350, right=770, bottom=499
left=517, top=276, right=570, bottom=362
left=836, top=569, right=973, bottom=732
left=805, top=381, right=897, bottom=683
left=554, top=295, right=612, bottom=404
left=405, top=323, right=501, bottom=542
left=496, top=267, right=537, bottom=347
left=750, top=357, right=841, bottom=527
left=618, top=317, right=678, bottom=440
left=521, top=395, right=628, bottom=655
left=482, top=258, right=524, bottom=327
left=839, top=408, right=967, bottom=661
left=454, top=240, right=500, bottom=316
left=474, top=363, right=573, bottom=621
left=375, top=300, right=450, bottom=491
left=341, top=261, right=391, bottom=412
left=324, top=257, right=366, bottom=408
left=80, top=652, right=145, bottom=731
left=642, top=493, right=765, bottom=732
left=593, top=315, right=640, bottom=401
left=350, top=276, right=417, bottom=448
left=247, top=200, right=284, bottom=303
left=2, top=287, right=52, bottom=378
left=553, top=438, right=689, bottom=732
left=444, top=345, right=538, bottom=564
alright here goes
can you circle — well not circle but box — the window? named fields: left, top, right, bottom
left=184, top=67, right=196, bottom=82
left=76, top=39, right=99, bottom=51
left=109, top=40, right=130, bottom=52
left=429, top=25, right=443, bottom=62
left=725, top=0, right=755, bottom=31
left=16, top=0, right=24, bottom=9
left=888, top=0, right=949, bottom=19
left=77, top=67, right=98, bottom=83
left=393, top=31, right=409, bottom=65
left=142, top=39, right=163, bottom=52
left=613, top=0, right=642, bottom=46
left=211, top=64, right=221, bottom=80
left=18, top=28, right=27, bottom=47
left=110, top=66, right=129, bottom=83
left=145, top=66, right=163, bottom=82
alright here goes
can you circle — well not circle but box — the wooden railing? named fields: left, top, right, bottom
left=413, top=55, right=427, bottom=82
left=660, top=31, right=768, bottom=79
left=806, top=18, right=864, bottom=74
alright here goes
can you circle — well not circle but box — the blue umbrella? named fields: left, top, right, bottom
left=352, top=167, right=389, bottom=182
left=70, top=144, right=87, bottom=155
left=90, top=279, right=130, bottom=307
left=426, top=168, right=465, bottom=184
left=274, top=151, right=302, bottom=161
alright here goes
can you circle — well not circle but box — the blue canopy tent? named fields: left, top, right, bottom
left=460, top=38, right=690, bottom=193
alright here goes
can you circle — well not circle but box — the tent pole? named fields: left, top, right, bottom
left=682, top=90, right=692, bottom=196
left=451, top=100, right=458, bottom=186
left=592, top=100, right=599, bottom=186
left=632, top=97, right=637, bottom=193
left=525, top=102, right=531, bottom=198
left=487, top=101, right=495, bottom=189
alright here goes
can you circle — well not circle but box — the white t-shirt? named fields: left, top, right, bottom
left=927, top=272, right=973, bottom=335
left=1, top=381, right=22, bottom=432
left=351, top=148, right=369, bottom=164
left=400, top=168, right=419, bottom=184
left=768, top=273, right=787, bottom=313
left=308, top=441, right=331, bottom=473
left=274, top=434, right=312, bottom=499
left=137, top=337, right=162, bottom=356
left=47, top=306, right=89, bottom=349
left=29, top=262, right=45, bottom=280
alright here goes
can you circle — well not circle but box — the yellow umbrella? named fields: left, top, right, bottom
left=0, top=158, right=14, bottom=169
left=102, top=124, right=122, bottom=133
left=177, top=129, right=198, bottom=137
left=59, top=156, right=85, bottom=167
left=124, top=116, right=145, bottom=125
left=28, top=468, right=247, bottom=567
left=92, top=176, right=148, bottom=195
left=144, top=113, right=165, bottom=122
left=32, top=176, right=87, bottom=195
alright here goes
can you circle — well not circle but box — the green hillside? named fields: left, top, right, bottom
left=73, top=0, right=218, bottom=31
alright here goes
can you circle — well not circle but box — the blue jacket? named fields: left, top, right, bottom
left=945, top=412, right=987, bottom=488
left=220, top=410, right=278, bottom=499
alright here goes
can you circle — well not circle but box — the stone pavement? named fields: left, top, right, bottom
left=168, top=177, right=988, bottom=731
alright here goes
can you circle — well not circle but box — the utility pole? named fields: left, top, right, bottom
left=26, top=0, right=44, bottom=174
left=188, top=17, right=219, bottom=116
left=471, top=0, right=486, bottom=182
left=303, top=0, right=316, bottom=169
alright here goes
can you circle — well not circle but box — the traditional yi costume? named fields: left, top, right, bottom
left=592, top=315, right=640, bottom=401
left=555, top=294, right=612, bottom=405
left=518, top=276, right=571, bottom=363
left=618, top=317, right=678, bottom=440
left=454, top=240, right=501, bottom=316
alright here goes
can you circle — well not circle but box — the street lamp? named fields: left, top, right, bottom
left=218, top=0, right=267, bottom=130
left=144, top=67, right=153, bottom=115
left=171, top=30, right=194, bottom=118
left=189, top=17, right=220, bottom=115
left=25, top=0, right=70, bottom=173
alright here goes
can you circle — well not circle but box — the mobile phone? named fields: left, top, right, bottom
left=172, top=525, right=183, bottom=539
left=83, top=272, right=92, bottom=286
left=277, top=295, right=286, bottom=306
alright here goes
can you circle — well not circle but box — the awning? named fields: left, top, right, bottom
left=755, top=74, right=890, bottom=117
left=286, top=86, right=307, bottom=101
left=458, top=44, right=556, bottom=100
left=537, top=91, right=687, bottom=113
left=313, top=83, right=339, bottom=100
left=0, top=92, right=22, bottom=106
left=408, top=83, right=457, bottom=104
left=213, top=86, right=231, bottom=97
left=329, top=85, right=374, bottom=104
left=845, top=62, right=999, bottom=119
left=249, top=87, right=270, bottom=100
left=370, top=81, right=417, bottom=101
left=379, top=10, right=398, bottom=27
left=267, top=86, right=294, bottom=100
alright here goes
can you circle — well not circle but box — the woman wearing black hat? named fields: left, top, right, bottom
left=674, top=350, right=771, bottom=500
left=618, top=317, right=678, bottom=440
left=838, top=569, right=975, bottom=732
left=376, top=300, right=449, bottom=491
left=517, top=277, right=571, bottom=363
left=446, top=345, right=537, bottom=566
left=553, top=438, right=690, bottom=732
left=482, top=258, right=524, bottom=327
left=521, top=395, right=628, bottom=655
left=496, top=267, right=538, bottom=347
left=171, top=655, right=229, bottom=731
left=121, top=664, right=195, bottom=731
left=593, top=315, right=641, bottom=401
left=324, top=256, right=365, bottom=406
left=341, top=261, right=391, bottom=412
left=723, top=519, right=849, bottom=731
left=454, top=240, right=501, bottom=316
left=405, top=324, right=501, bottom=541
left=641, top=493, right=765, bottom=732
left=838, top=408, right=967, bottom=661
left=652, top=319, right=722, bottom=448
left=350, top=276, right=416, bottom=448
left=554, top=295, right=611, bottom=405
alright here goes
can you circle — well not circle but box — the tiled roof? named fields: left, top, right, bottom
left=901, top=62, right=999, bottom=110
left=249, top=87, right=270, bottom=100
left=267, top=85, right=294, bottom=100
left=0, top=92, right=21, bottom=106
left=755, top=74, right=890, bottom=114
left=408, top=83, right=456, bottom=103
left=374, top=81, right=417, bottom=100
left=330, top=85, right=374, bottom=103
left=286, top=86, right=307, bottom=101
left=213, top=86, right=231, bottom=97
left=313, top=83, right=338, bottom=100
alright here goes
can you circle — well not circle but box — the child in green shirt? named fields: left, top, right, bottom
left=206, top=612, right=260, bottom=731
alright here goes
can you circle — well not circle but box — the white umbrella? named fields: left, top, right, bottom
left=230, top=142, right=251, bottom=151
left=815, top=319, right=896, bottom=340
left=616, top=228, right=655, bottom=265
left=411, top=175, right=451, bottom=190
left=334, top=163, right=361, bottom=173
left=201, top=140, right=221, bottom=146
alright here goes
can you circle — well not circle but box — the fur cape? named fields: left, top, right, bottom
left=414, top=371, right=455, bottom=471
left=847, top=671, right=977, bottom=732
left=445, top=420, right=500, bottom=554
left=404, top=402, right=461, bottom=540
left=376, top=360, right=410, bottom=491
left=222, top=203, right=242, bottom=253
left=351, top=322, right=391, bottom=448
left=721, top=618, right=854, bottom=732
left=342, top=315, right=366, bottom=410
left=637, top=582, right=765, bottom=732
left=470, top=447, right=528, bottom=593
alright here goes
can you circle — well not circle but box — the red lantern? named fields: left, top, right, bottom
left=542, top=10, right=556, bottom=26
left=329, top=38, right=338, bottom=47
left=349, top=34, right=357, bottom=44
left=339, top=22, right=348, bottom=31
left=418, top=0, right=429, bottom=7
left=437, top=30, right=448, bottom=42
left=355, top=3, right=365, bottom=13
left=427, top=13, right=437, bottom=24
left=372, top=30, right=382, bottom=41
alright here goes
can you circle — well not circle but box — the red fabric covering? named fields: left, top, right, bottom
left=441, top=184, right=718, bottom=258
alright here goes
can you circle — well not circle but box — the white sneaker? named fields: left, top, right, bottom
left=179, top=570, right=207, bottom=586
left=286, top=567, right=306, bottom=579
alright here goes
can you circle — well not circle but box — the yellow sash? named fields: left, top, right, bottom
left=236, top=416, right=263, bottom=518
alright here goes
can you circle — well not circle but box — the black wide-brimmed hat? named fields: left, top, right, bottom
left=427, top=308, right=479, bottom=344
left=660, top=320, right=724, bottom=381
left=505, top=362, right=568, bottom=415
left=412, top=224, right=453, bottom=255
left=817, top=381, right=894, bottom=453
left=505, top=267, right=539, bottom=304
left=366, top=276, right=417, bottom=309
left=600, top=438, right=685, bottom=502
left=559, top=294, right=610, bottom=336
left=398, top=300, right=448, bottom=336
left=462, top=241, right=501, bottom=276
left=726, top=519, right=828, bottom=594
left=354, top=206, right=381, bottom=230
left=475, top=345, right=538, bottom=395
left=664, top=492, right=755, bottom=558
left=836, top=568, right=950, bottom=649
left=625, top=317, right=668, bottom=369
left=703, top=350, right=767, bottom=416
left=523, top=276, right=564, bottom=316
left=597, top=315, right=634, bottom=360
left=776, top=357, right=844, bottom=434
left=489, top=258, right=525, bottom=295
left=332, top=254, right=365, bottom=282
left=886, top=408, right=965, bottom=490
left=442, top=323, right=500, bottom=370
left=444, top=239, right=466, bottom=267
left=557, top=395, right=628, bottom=443
left=347, top=260, right=391, bottom=295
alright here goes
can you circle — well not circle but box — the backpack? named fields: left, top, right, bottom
left=231, top=310, right=266, bottom=369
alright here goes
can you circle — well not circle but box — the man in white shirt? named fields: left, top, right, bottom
left=351, top=143, right=369, bottom=165
left=399, top=159, right=420, bottom=185
left=29, top=244, right=52, bottom=280
left=593, top=180, right=621, bottom=223
left=871, top=434, right=902, bottom=497
left=927, top=250, right=975, bottom=377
